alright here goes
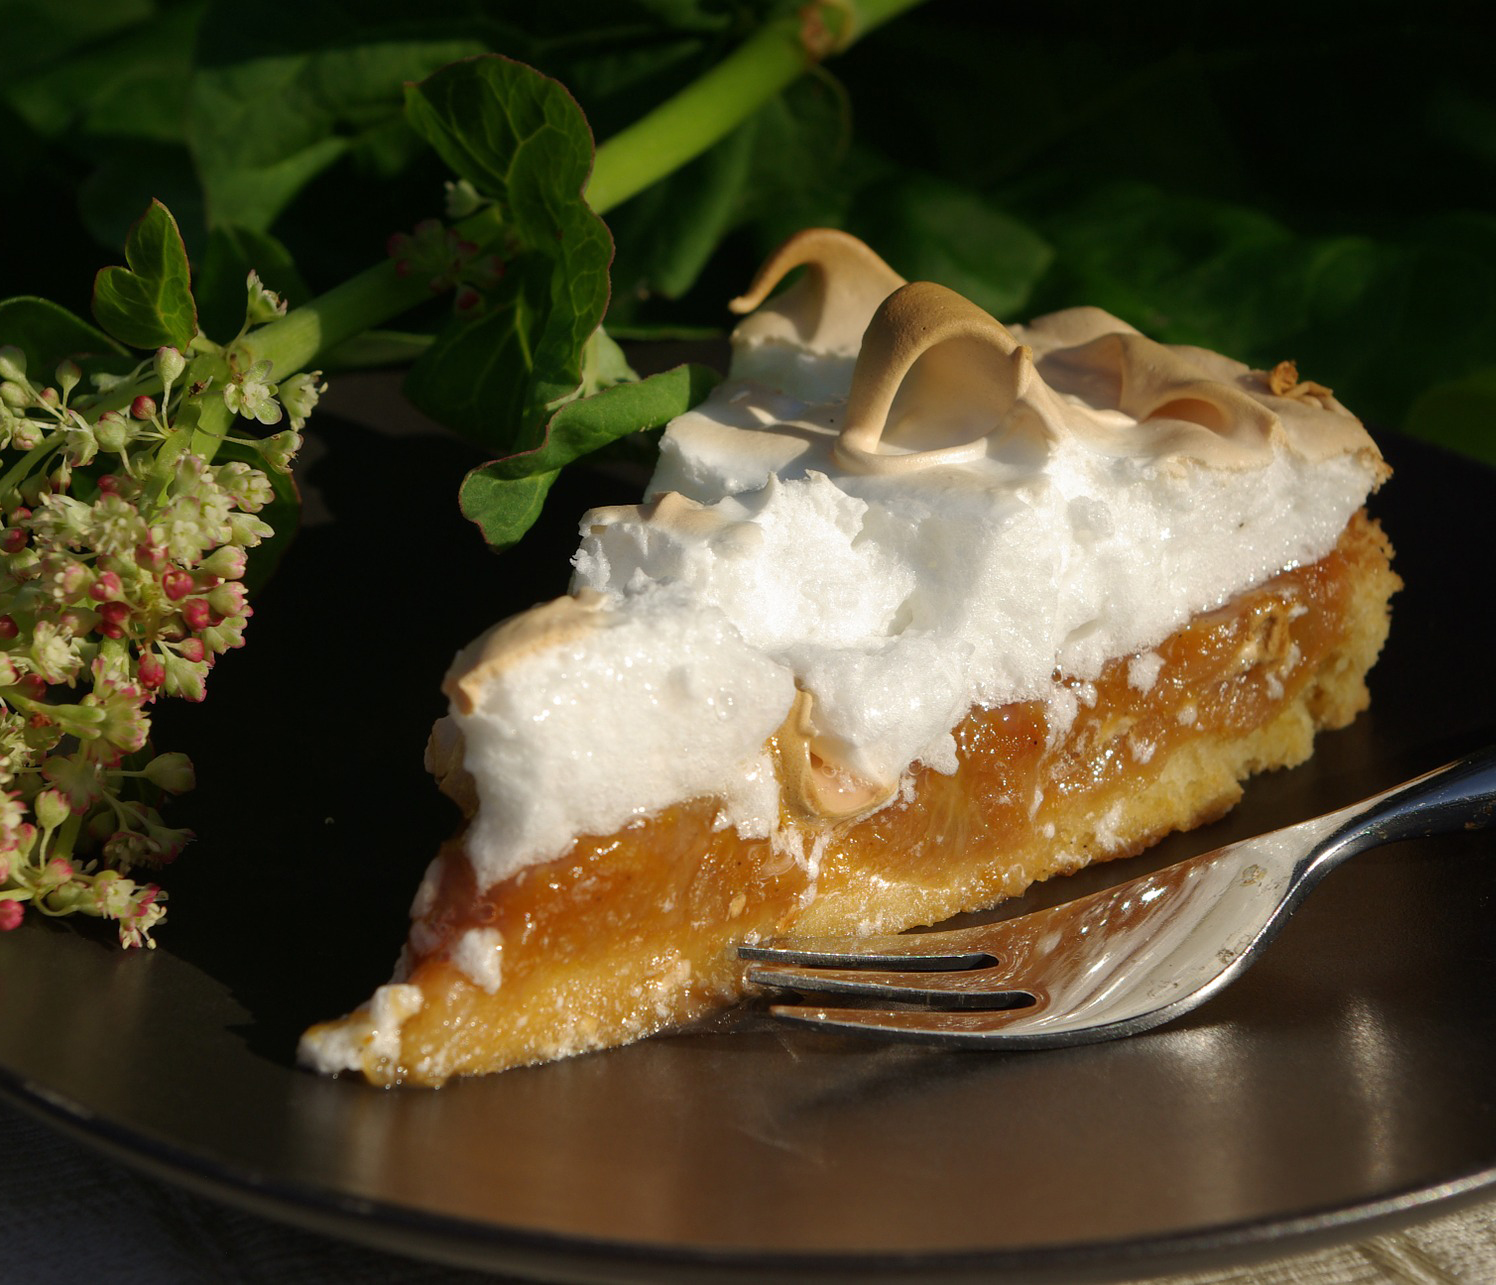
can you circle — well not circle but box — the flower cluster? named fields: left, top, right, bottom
left=1, top=305, right=306, bottom=946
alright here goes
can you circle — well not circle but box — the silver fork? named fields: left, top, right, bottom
left=740, top=745, right=1496, bottom=1049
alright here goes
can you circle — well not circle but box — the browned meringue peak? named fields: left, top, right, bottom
left=773, top=690, right=898, bottom=822
left=442, top=589, right=612, bottom=716
left=1016, top=307, right=1385, bottom=472
left=836, top=281, right=1069, bottom=475
left=728, top=227, right=906, bottom=356
left=824, top=278, right=1386, bottom=476
left=586, top=490, right=765, bottom=557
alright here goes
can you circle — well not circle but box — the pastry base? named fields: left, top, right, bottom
left=302, top=513, right=1397, bottom=1085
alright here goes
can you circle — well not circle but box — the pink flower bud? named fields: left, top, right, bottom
left=135, top=543, right=167, bottom=572
left=0, top=900, right=24, bottom=932
left=90, top=570, right=123, bottom=601
left=161, top=569, right=194, bottom=601
left=130, top=395, right=157, bottom=420
left=181, top=599, right=212, bottom=631
left=99, top=601, right=130, bottom=628
left=138, top=652, right=165, bottom=690
left=1, top=528, right=27, bottom=554
left=178, top=639, right=206, bottom=664
left=0, top=614, right=17, bottom=639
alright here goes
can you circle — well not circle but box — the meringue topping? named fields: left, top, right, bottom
left=445, top=231, right=1387, bottom=886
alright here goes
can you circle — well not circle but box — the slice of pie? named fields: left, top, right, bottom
left=300, top=230, right=1397, bottom=1086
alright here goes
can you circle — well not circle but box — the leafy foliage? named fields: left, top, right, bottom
left=0, top=298, right=128, bottom=378
left=91, top=200, right=198, bottom=351
left=188, top=3, right=487, bottom=235
left=402, top=57, right=613, bottom=446
left=2, top=2, right=1494, bottom=471
left=460, top=362, right=721, bottom=549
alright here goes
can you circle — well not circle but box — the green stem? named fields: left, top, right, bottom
left=0, top=430, right=63, bottom=496
left=233, top=262, right=428, bottom=379
left=235, top=206, right=506, bottom=378
left=587, top=0, right=929, bottom=214
left=232, top=0, right=927, bottom=373
left=52, top=810, right=83, bottom=861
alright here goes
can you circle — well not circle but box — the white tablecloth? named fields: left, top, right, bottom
left=6, top=1097, right=1495, bottom=1285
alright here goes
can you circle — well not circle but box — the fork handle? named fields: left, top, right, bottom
left=1314, top=743, right=1496, bottom=871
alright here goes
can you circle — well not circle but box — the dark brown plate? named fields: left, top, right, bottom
left=3, top=402, right=1494, bottom=1283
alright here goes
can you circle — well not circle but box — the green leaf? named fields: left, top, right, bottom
left=0, top=296, right=129, bottom=377
left=405, top=200, right=611, bottom=449
left=458, top=469, right=560, bottom=552
left=460, top=362, right=720, bottom=549
left=402, top=57, right=614, bottom=451
left=91, top=199, right=197, bottom=351
left=499, top=361, right=719, bottom=478
left=403, top=257, right=553, bottom=446
left=0, top=0, right=157, bottom=86
left=189, top=1, right=487, bottom=231
left=402, top=54, right=595, bottom=222
left=5, top=1, right=198, bottom=142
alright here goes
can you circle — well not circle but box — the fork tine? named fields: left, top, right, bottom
left=739, top=924, right=999, bottom=971
left=748, top=960, right=1035, bottom=1009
